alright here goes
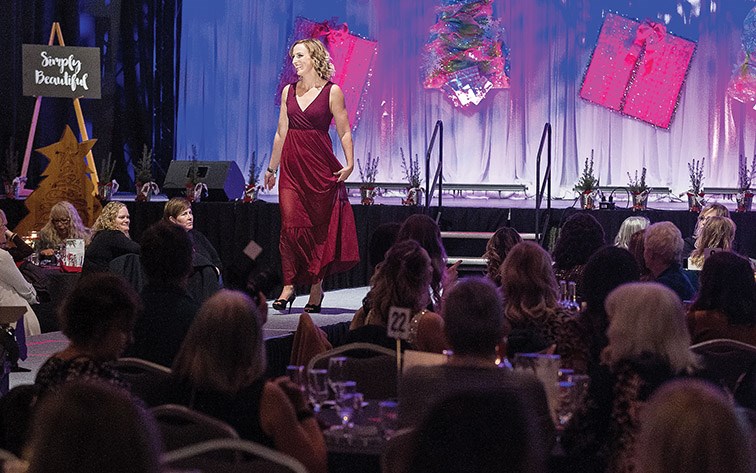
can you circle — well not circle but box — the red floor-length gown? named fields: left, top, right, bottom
left=278, top=81, right=359, bottom=285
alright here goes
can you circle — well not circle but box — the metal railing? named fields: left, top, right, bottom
left=424, top=120, right=444, bottom=213
left=535, top=123, right=552, bottom=245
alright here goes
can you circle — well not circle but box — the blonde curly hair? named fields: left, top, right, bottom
left=92, top=201, right=128, bottom=236
left=289, top=39, right=335, bottom=81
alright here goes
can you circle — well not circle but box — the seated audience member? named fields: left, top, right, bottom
left=368, top=221, right=401, bottom=272
left=562, top=283, right=699, bottom=473
left=613, top=216, right=649, bottom=250
left=0, top=240, right=40, bottom=337
left=500, top=241, right=582, bottom=369
left=348, top=240, right=447, bottom=353
left=170, top=290, right=327, bottom=473
left=123, top=221, right=199, bottom=367
left=0, top=209, right=33, bottom=262
left=552, top=212, right=605, bottom=299
left=687, top=251, right=756, bottom=345
left=406, top=390, right=547, bottom=473
left=395, top=214, right=453, bottom=308
left=23, top=381, right=161, bottom=473
left=687, top=216, right=736, bottom=270
left=163, top=197, right=221, bottom=302
left=82, top=202, right=140, bottom=275
left=37, top=201, right=91, bottom=258
left=683, top=203, right=730, bottom=257
left=643, top=222, right=695, bottom=301
left=636, top=379, right=753, bottom=473
left=483, top=226, right=522, bottom=286
left=34, top=273, right=141, bottom=396
left=627, top=229, right=652, bottom=280
left=577, top=246, right=640, bottom=373
left=399, top=277, right=555, bottom=449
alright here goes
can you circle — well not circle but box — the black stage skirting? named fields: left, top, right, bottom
left=3, top=199, right=755, bottom=291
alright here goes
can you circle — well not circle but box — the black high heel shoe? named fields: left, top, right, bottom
left=304, top=293, right=324, bottom=314
left=272, top=293, right=296, bottom=313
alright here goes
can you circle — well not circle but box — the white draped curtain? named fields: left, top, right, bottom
left=177, top=0, right=756, bottom=196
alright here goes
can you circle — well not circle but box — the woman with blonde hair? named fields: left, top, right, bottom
left=38, top=201, right=91, bottom=256
left=348, top=239, right=447, bottom=353
left=687, top=216, right=736, bottom=270
left=500, top=241, right=582, bottom=369
left=613, top=216, right=649, bottom=250
left=170, top=290, right=326, bottom=473
left=264, top=38, right=359, bottom=314
left=636, top=378, right=753, bottom=473
left=82, top=202, right=139, bottom=275
left=563, top=282, right=699, bottom=473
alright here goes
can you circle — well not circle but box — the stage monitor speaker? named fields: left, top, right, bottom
left=163, top=160, right=245, bottom=202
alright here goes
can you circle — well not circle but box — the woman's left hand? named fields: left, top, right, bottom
left=333, top=165, right=353, bottom=183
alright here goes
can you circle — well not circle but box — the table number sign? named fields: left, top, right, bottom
left=387, top=306, right=412, bottom=340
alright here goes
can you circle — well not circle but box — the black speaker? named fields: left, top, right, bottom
left=163, top=160, right=245, bottom=202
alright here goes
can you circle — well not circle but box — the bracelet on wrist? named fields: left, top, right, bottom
left=267, top=167, right=277, bottom=175
left=296, top=409, right=314, bottom=422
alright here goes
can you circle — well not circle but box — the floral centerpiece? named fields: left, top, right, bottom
left=686, top=157, right=705, bottom=212
left=96, top=152, right=119, bottom=201
left=357, top=151, right=379, bottom=205
left=134, top=145, right=159, bottom=202
left=244, top=151, right=265, bottom=202
left=185, top=145, right=206, bottom=202
left=627, top=167, right=650, bottom=211
left=736, top=154, right=755, bottom=212
left=573, top=152, right=599, bottom=209
left=400, top=147, right=423, bottom=206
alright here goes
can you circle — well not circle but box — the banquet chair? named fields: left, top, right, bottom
left=109, top=253, right=145, bottom=292
left=112, top=357, right=172, bottom=407
left=151, top=404, right=239, bottom=453
left=307, top=342, right=398, bottom=400
left=690, top=339, right=756, bottom=394
left=161, top=438, right=307, bottom=473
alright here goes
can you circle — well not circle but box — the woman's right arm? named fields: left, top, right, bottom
left=264, top=86, right=290, bottom=190
left=260, top=380, right=327, bottom=473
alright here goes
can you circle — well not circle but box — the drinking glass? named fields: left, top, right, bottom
left=307, top=368, right=329, bottom=413
left=327, top=356, right=348, bottom=396
left=335, top=381, right=358, bottom=429
left=286, top=365, right=305, bottom=392
left=378, top=400, right=398, bottom=438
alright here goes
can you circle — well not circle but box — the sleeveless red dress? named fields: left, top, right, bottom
left=278, top=82, right=359, bottom=285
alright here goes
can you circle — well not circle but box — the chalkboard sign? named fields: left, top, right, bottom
left=22, top=44, right=101, bottom=99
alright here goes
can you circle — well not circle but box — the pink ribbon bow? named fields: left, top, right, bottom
left=311, top=21, right=349, bottom=46
left=625, top=21, right=666, bottom=75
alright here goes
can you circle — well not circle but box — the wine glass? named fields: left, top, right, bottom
left=307, top=368, right=329, bottom=413
left=327, top=356, right=348, bottom=397
left=335, top=380, right=358, bottom=429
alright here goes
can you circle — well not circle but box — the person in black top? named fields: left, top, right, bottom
left=123, top=221, right=198, bottom=367
left=82, top=202, right=140, bottom=275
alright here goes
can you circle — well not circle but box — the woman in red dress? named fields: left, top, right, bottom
left=264, top=39, right=359, bottom=313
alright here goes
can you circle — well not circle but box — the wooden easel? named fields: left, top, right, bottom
left=20, top=22, right=99, bottom=196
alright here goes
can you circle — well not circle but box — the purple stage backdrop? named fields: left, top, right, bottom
left=176, top=0, right=756, bottom=196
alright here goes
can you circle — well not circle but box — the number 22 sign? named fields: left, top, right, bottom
left=387, top=306, right=412, bottom=340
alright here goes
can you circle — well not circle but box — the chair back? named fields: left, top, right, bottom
left=151, top=404, right=239, bottom=453
left=162, top=438, right=307, bottom=473
left=108, top=253, right=145, bottom=292
left=112, top=357, right=172, bottom=407
left=690, top=339, right=756, bottom=394
left=308, top=342, right=398, bottom=400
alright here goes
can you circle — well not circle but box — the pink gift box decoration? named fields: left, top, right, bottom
left=277, top=17, right=378, bottom=129
left=580, top=13, right=696, bottom=129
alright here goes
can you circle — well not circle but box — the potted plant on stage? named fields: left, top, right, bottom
left=574, top=151, right=599, bottom=210
left=134, top=145, right=159, bottom=202
left=401, top=148, right=423, bottom=206
left=357, top=151, right=379, bottom=205
left=686, top=157, right=705, bottom=213
left=244, top=151, right=264, bottom=202
left=736, top=154, right=755, bottom=212
left=96, top=152, right=119, bottom=202
left=627, top=167, right=650, bottom=211
left=185, top=145, right=206, bottom=203
left=2, top=137, right=23, bottom=199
